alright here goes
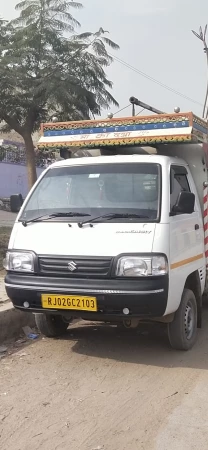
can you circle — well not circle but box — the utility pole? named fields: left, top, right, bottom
left=192, top=25, right=208, bottom=119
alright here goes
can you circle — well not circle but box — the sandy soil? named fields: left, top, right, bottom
left=1, top=315, right=208, bottom=450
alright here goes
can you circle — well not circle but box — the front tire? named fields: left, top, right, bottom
left=35, top=313, right=69, bottom=337
left=168, top=289, right=197, bottom=351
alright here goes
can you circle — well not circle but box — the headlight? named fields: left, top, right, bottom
left=3, top=252, right=34, bottom=272
left=116, top=255, right=168, bottom=277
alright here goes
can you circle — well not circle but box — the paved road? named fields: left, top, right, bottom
left=0, top=210, right=16, bottom=227
left=1, top=313, right=208, bottom=450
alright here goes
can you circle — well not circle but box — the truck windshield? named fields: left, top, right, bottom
left=20, top=163, right=161, bottom=223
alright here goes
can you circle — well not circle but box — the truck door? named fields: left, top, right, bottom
left=169, top=165, right=204, bottom=298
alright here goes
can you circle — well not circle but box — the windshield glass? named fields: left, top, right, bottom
left=20, top=163, right=161, bottom=222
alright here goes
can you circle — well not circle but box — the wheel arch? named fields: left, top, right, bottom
left=184, top=270, right=202, bottom=328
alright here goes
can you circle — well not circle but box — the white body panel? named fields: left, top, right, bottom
left=10, top=222, right=156, bottom=256
left=167, top=211, right=205, bottom=314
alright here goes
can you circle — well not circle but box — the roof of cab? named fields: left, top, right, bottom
left=49, top=154, right=187, bottom=169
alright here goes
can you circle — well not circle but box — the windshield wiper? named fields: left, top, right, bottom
left=22, top=212, right=91, bottom=227
left=78, top=213, right=149, bottom=228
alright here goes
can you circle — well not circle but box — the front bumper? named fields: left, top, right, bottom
left=5, top=273, right=168, bottom=320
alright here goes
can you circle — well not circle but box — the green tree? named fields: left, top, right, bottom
left=0, top=1, right=119, bottom=188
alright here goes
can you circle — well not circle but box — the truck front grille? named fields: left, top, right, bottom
left=38, top=256, right=113, bottom=278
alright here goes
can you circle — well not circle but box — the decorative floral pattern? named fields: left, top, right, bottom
left=43, top=114, right=192, bottom=132
left=193, top=115, right=208, bottom=131
left=193, top=130, right=208, bottom=142
left=38, top=134, right=193, bottom=149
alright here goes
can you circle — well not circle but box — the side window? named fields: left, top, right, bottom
left=170, top=166, right=191, bottom=211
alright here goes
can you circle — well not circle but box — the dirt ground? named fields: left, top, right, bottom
left=1, top=314, right=208, bottom=450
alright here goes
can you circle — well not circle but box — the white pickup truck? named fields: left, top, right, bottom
left=4, top=111, right=208, bottom=350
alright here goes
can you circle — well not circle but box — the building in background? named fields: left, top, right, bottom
left=0, top=132, right=98, bottom=198
left=0, top=138, right=45, bottom=198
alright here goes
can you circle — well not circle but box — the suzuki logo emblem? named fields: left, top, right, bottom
left=67, top=261, right=77, bottom=272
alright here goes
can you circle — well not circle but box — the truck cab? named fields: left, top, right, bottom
left=4, top=111, right=208, bottom=350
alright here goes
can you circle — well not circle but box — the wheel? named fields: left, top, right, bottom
left=35, top=313, right=69, bottom=337
left=168, top=289, right=197, bottom=351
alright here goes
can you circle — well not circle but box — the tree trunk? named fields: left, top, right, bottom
left=22, top=131, right=37, bottom=189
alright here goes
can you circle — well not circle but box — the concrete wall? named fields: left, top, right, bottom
left=0, top=163, right=44, bottom=197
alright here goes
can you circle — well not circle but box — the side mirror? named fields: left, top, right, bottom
left=171, top=191, right=195, bottom=215
left=10, top=194, right=23, bottom=213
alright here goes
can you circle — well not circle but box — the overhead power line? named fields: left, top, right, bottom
left=113, top=103, right=131, bottom=115
left=110, top=53, right=203, bottom=107
left=113, top=105, right=146, bottom=117
left=72, top=29, right=203, bottom=109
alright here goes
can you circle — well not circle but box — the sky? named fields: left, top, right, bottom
left=1, top=0, right=208, bottom=118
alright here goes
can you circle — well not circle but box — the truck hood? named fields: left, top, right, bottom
left=10, top=222, right=156, bottom=256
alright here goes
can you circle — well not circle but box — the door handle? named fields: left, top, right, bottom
left=195, top=224, right=199, bottom=230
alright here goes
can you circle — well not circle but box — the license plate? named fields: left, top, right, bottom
left=41, top=294, right=97, bottom=312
